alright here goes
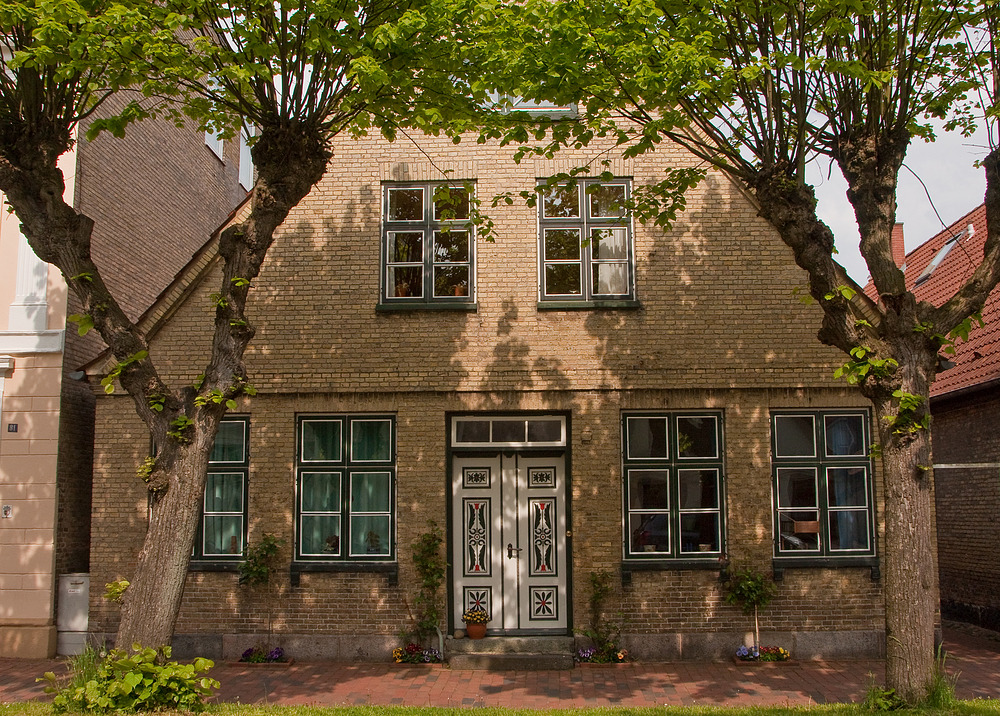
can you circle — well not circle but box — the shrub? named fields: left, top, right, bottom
left=40, top=644, right=218, bottom=713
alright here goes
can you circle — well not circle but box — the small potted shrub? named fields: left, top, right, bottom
left=461, top=609, right=490, bottom=639
left=724, top=564, right=784, bottom=660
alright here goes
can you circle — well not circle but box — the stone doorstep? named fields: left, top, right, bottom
left=446, top=636, right=576, bottom=671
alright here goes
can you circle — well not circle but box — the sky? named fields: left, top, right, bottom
left=809, top=125, right=989, bottom=284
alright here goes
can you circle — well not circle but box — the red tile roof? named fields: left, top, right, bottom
left=868, top=204, right=995, bottom=397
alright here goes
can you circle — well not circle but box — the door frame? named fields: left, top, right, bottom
left=445, top=411, right=573, bottom=635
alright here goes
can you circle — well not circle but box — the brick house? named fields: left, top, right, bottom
left=87, top=129, right=887, bottom=662
left=890, top=205, right=1000, bottom=633
left=0, top=103, right=248, bottom=658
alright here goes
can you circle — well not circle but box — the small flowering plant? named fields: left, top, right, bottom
left=735, top=645, right=790, bottom=662
left=462, top=608, right=490, bottom=625
left=393, top=642, right=442, bottom=663
left=240, top=645, right=287, bottom=663
left=575, top=646, right=629, bottom=663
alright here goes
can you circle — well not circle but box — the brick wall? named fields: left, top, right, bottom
left=931, top=387, right=1000, bottom=631
left=89, top=132, right=885, bottom=659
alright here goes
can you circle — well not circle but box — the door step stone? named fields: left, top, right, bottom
left=447, top=636, right=575, bottom=670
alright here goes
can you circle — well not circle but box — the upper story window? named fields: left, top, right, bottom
left=295, top=415, right=396, bottom=562
left=622, top=412, right=725, bottom=560
left=382, top=183, right=475, bottom=306
left=771, top=411, right=875, bottom=558
left=538, top=179, right=635, bottom=303
left=194, top=418, right=249, bottom=561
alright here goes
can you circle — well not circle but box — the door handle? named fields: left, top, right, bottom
left=507, top=543, right=522, bottom=559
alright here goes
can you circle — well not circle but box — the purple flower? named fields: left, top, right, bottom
left=267, top=647, right=285, bottom=662
left=242, top=647, right=256, bottom=660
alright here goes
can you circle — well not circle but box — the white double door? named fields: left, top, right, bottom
left=452, top=452, right=568, bottom=633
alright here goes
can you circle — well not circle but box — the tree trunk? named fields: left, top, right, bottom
left=115, top=426, right=218, bottom=649
left=864, top=356, right=938, bottom=704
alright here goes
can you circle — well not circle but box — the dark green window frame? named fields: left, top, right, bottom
left=621, top=411, right=725, bottom=561
left=381, top=182, right=476, bottom=307
left=538, top=179, right=635, bottom=303
left=295, top=414, right=396, bottom=562
left=771, top=410, right=876, bottom=559
left=192, top=417, right=249, bottom=562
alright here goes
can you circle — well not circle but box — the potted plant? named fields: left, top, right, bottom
left=723, top=564, right=777, bottom=658
left=461, top=608, right=490, bottom=639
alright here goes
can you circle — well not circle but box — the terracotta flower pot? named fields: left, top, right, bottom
left=465, top=623, right=487, bottom=639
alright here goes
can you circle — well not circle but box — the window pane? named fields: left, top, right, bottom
left=205, top=473, right=243, bottom=512
left=301, top=472, right=341, bottom=512
left=388, top=188, right=423, bottom=220
left=545, top=264, right=582, bottom=295
left=300, top=514, right=341, bottom=555
left=210, top=422, right=245, bottom=463
left=591, top=228, right=627, bottom=259
left=678, top=469, right=719, bottom=509
left=352, top=515, right=390, bottom=555
left=630, top=513, right=669, bottom=553
left=593, top=263, right=628, bottom=295
left=825, top=415, right=865, bottom=456
left=434, top=265, right=469, bottom=297
left=389, top=231, right=423, bottom=263
left=827, top=467, right=868, bottom=507
left=679, top=513, right=719, bottom=553
left=628, top=470, right=668, bottom=509
left=544, top=229, right=581, bottom=260
left=351, top=471, right=391, bottom=512
left=777, top=468, right=817, bottom=508
left=204, top=515, right=242, bottom=555
left=433, top=186, right=470, bottom=220
left=389, top=266, right=422, bottom=298
left=434, top=230, right=469, bottom=262
left=677, top=416, right=718, bottom=458
left=542, top=185, right=579, bottom=218
left=778, top=511, right=820, bottom=551
left=829, top=510, right=870, bottom=550
left=492, top=419, right=526, bottom=443
left=301, top=420, right=341, bottom=462
left=589, top=184, right=626, bottom=218
left=527, top=419, right=562, bottom=442
left=351, top=420, right=392, bottom=461
left=455, top=420, right=490, bottom=443
left=774, top=415, right=816, bottom=457
left=627, top=417, right=668, bottom=458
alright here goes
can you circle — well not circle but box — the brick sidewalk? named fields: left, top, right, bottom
left=2, top=625, right=997, bottom=708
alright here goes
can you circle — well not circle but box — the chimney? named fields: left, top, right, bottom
left=891, top=223, right=905, bottom=268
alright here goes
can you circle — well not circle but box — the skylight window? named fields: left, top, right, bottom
left=914, top=233, right=960, bottom=285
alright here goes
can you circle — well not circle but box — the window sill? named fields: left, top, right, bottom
left=376, top=302, right=478, bottom=313
left=772, top=556, right=880, bottom=581
left=621, top=558, right=726, bottom=586
left=189, top=561, right=241, bottom=573
left=537, top=300, right=641, bottom=311
left=290, top=561, right=398, bottom=587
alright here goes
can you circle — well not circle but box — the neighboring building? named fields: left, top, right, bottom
left=87, top=130, right=887, bottom=662
left=0, top=104, right=249, bottom=657
left=893, top=205, right=1000, bottom=633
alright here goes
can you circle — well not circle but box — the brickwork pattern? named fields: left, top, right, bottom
left=932, top=390, right=1000, bottom=630
left=90, top=133, right=885, bottom=655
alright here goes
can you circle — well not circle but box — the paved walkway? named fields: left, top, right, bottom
left=2, top=624, right=998, bottom=708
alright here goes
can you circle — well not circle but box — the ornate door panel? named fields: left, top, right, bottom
left=452, top=452, right=568, bottom=633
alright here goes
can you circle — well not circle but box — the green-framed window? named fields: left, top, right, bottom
left=622, top=412, right=725, bottom=560
left=382, top=183, right=475, bottom=305
left=771, top=411, right=875, bottom=557
left=538, top=179, right=634, bottom=302
left=194, top=418, right=249, bottom=560
left=296, top=415, right=396, bottom=561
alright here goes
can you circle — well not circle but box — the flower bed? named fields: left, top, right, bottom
left=575, top=646, right=629, bottom=663
left=393, top=643, right=443, bottom=664
left=735, top=645, right=790, bottom=662
left=240, top=646, right=288, bottom=663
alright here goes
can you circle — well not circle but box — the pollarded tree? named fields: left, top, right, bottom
left=0, top=0, right=492, bottom=650
left=481, top=0, right=997, bottom=701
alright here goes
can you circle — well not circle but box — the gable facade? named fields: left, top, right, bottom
left=88, top=131, right=886, bottom=660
